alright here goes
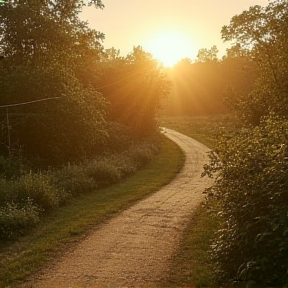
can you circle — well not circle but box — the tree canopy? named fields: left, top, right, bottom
left=222, top=0, right=288, bottom=124
left=0, top=0, right=107, bottom=165
left=96, top=46, right=171, bottom=136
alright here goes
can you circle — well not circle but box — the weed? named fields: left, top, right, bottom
left=0, top=199, right=40, bottom=240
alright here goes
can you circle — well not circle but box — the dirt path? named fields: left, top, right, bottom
left=22, top=128, right=213, bottom=288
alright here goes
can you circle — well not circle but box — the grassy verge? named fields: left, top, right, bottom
left=0, top=136, right=185, bottom=287
left=165, top=203, right=220, bottom=288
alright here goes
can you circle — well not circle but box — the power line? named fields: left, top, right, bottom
left=95, top=68, right=153, bottom=90
left=0, top=97, right=61, bottom=109
left=0, top=67, right=157, bottom=108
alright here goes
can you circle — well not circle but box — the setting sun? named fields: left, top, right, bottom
left=145, top=31, right=196, bottom=67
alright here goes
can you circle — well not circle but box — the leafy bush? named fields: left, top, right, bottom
left=12, top=173, right=60, bottom=211
left=51, top=164, right=96, bottom=198
left=105, top=122, right=134, bottom=153
left=204, top=115, right=288, bottom=286
left=129, top=143, right=159, bottom=168
left=111, top=155, right=137, bottom=177
left=85, top=159, right=121, bottom=188
left=0, top=199, right=40, bottom=239
left=52, top=140, right=160, bottom=194
left=0, top=136, right=161, bottom=241
left=0, top=156, right=26, bottom=179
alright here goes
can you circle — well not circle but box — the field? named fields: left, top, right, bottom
left=158, top=114, right=241, bottom=149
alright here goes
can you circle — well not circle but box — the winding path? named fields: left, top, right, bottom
left=23, top=128, right=213, bottom=288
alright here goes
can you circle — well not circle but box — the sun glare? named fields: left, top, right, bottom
left=145, top=31, right=195, bottom=67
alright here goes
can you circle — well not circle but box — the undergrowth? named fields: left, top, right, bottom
left=0, top=138, right=160, bottom=240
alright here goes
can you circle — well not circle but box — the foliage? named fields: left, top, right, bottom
left=0, top=0, right=108, bottom=166
left=196, top=45, right=219, bottom=63
left=52, top=139, right=159, bottom=196
left=105, top=122, right=135, bottom=153
left=201, top=2, right=288, bottom=285
left=0, top=173, right=60, bottom=211
left=51, top=164, right=96, bottom=198
left=0, top=199, right=40, bottom=240
left=0, top=137, right=162, bottom=239
left=2, top=63, right=108, bottom=166
left=85, top=158, right=122, bottom=187
left=127, top=142, right=159, bottom=168
left=97, top=46, right=171, bottom=136
left=0, top=156, right=27, bottom=179
left=0, top=0, right=104, bottom=63
left=222, top=0, right=288, bottom=125
left=161, top=55, right=257, bottom=117
left=203, top=115, right=288, bottom=286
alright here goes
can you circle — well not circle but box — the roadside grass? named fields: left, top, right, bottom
left=0, top=135, right=185, bottom=287
left=165, top=203, right=220, bottom=288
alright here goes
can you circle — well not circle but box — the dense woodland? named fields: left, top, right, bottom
left=1, top=0, right=288, bottom=286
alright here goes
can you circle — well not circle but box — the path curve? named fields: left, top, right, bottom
left=23, top=128, right=213, bottom=288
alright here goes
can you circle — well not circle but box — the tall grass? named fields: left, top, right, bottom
left=0, top=139, right=161, bottom=241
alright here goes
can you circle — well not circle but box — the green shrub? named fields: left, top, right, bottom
left=0, top=135, right=162, bottom=240
left=105, top=122, right=134, bottom=153
left=85, top=159, right=121, bottom=188
left=129, top=143, right=159, bottom=168
left=111, top=155, right=137, bottom=177
left=0, top=177, right=11, bottom=205
left=0, top=199, right=40, bottom=239
left=52, top=139, right=160, bottom=194
left=13, top=173, right=60, bottom=211
left=51, top=164, right=96, bottom=197
left=0, top=156, right=27, bottom=179
left=204, top=115, right=288, bottom=286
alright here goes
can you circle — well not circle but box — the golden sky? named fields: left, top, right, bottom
left=81, top=0, right=268, bottom=65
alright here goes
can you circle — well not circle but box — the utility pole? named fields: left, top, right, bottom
left=0, top=97, right=61, bottom=158
left=6, top=108, right=12, bottom=158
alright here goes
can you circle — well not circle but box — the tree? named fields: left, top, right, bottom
left=0, top=0, right=108, bottom=166
left=196, top=45, right=219, bottom=63
left=222, top=0, right=288, bottom=124
left=225, top=43, right=247, bottom=58
left=97, top=46, right=171, bottom=136
left=161, top=53, right=256, bottom=117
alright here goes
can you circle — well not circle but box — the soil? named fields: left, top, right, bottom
left=20, top=128, right=213, bottom=288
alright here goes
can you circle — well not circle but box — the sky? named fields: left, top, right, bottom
left=81, top=0, right=269, bottom=65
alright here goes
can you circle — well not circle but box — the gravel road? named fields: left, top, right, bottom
left=22, top=128, right=213, bottom=288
